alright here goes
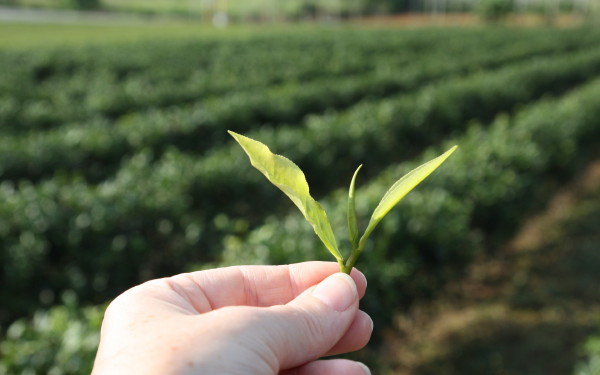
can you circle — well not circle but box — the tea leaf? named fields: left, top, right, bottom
left=228, top=131, right=342, bottom=262
left=347, top=164, right=362, bottom=251
left=360, top=145, right=458, bottom=246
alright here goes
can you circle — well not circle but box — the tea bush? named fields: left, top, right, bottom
left=575, top=335, right=600, bottom=375
left=2, top=27, right=600, bottom=373
left=0, top=297, right=104, bottom=375
left=4, top=39, right=600, bottom=324
left=219, top=78, right=600, bottom=325
left=9, top=75, right=600, bottom=374
left=3, top=30, right=597, bottom=182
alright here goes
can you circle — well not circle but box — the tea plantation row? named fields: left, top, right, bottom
left=0, top=28, right=597, bottom=134
left=223, top=76, right=600, bottom=323
left=4, top=65, right=600, bottom=375
left=2, top=29, right=599, bottom=183
left=2, top=27, right=600, bottom=374
left=3, top=42, right=600, bottom=324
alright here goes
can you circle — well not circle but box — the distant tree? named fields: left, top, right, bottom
left=299, top=1, right=319, bottom=19
left=388, top=0, right=412, bottom=13
left=362, top=0, right=412, bottom=14
left=71, top=0, right=101, bottom=10
left=478, top=0, right=513, bottom=23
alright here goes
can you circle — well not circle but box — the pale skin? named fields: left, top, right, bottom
left=92, top=261, right=373, bottom=375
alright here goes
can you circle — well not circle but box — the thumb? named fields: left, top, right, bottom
left=259, top=272, right=360, bottom=370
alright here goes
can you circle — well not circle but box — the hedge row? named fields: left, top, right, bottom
left=92, top=44, right=600, bottom=221
left=2, top=47, right=600, bottom=323
left=2, top=28, right=599, bottom=134
left=4, top=32, right=598, bottom=183
left=4, top=40, right=600, bottom=184
left=3, top=70, right=600, bottom=375
left=0, top=27, right=588, bottom=92
left=0, top=29, right=473, bottom=132
left=0, top=295, right=103, bottom=375
left=0, top=29, right=426, bottom=88
left=217, top=76, right=600, bottom=327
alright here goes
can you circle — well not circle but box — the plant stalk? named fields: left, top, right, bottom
left=338, top=258, right=350, bottom=274
left=341, top=243, right=364, bottom=274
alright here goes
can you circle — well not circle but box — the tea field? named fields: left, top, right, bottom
left=1, top=25, right=600, bottom=374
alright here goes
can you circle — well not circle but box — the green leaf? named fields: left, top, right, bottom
left=359, top=145, right=458, bottom=247
left=347, top=164, right=362, bottom=251
left=228, top=131, right=342, bottom=262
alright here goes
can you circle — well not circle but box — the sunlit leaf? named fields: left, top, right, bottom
left=228, top=131, right=342, bottom=262
left=359, top=145, right=458, bottom=246
left=347, top=164, right=362, bottom=251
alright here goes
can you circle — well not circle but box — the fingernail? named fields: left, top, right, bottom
left=364, top=311, right=374, bottom=333
left=311, top=273, right=357, bottom=312
left=354, top=269, right=367, bottom=290
left=357, top=362, right=371, bottom=375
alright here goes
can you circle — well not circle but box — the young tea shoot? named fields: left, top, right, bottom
left=229, top=130, right=457, bottom=274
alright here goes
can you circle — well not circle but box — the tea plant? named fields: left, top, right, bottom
left=229, top=130, right=457, bottom=274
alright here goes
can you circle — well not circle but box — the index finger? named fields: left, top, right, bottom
left=170, top=261, right=367, bottom=312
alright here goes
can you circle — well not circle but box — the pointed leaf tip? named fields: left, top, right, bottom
left=347, top=164, right=363, bottom=250
left=229, top=131, right=342, bottom=262
left=359, top=145, right=458, bottom=246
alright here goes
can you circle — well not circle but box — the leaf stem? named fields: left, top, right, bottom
left=341, top=243, right=364, bottom=274
left=337, top=258, right=348, bottom=273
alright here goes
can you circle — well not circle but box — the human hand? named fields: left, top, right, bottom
left=92, top=261, right=372, bottom=375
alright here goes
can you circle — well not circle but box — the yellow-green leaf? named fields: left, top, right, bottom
left=359, top=145, right=458, bottom=247
left=347, top=164, right=362, bottom=251
left=228, top=131, right=342, bottom=262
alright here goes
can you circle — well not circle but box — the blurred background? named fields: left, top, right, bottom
left=1, top=0, right=600, bottom=374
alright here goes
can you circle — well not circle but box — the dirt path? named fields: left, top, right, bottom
left=380, top=159, right=600, bottom=375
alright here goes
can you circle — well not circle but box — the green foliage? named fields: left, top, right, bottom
left=220, top=77, right=600, bottom=325
left=478, top=0, right=513, bottom=23
left=3, top=34, right=600, bottom=184
left=228, top=131, right=342, bottom=264
left=71, top=0, right=100, bottom=9
left=0, top=297, right=104, bottom=375
left=360, top=146, right=456, bottom=246
left=575, top=336, right=600, bottom=375
left=2, top=28, right=600, bottom=374
left=3, top=29, right=600, bottom=325
left=347, top=164, right=362, bottom=250
left=230, top=130, right=456, bottom=272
